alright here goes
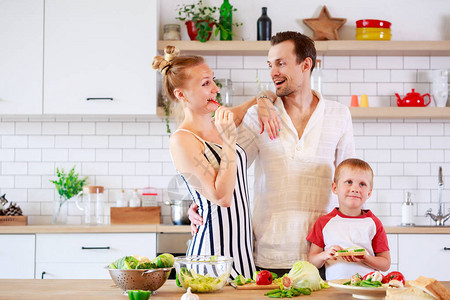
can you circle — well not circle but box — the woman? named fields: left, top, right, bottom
left=153, top=46, right=272, bottom=279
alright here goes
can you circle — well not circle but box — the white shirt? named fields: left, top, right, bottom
left=237, top=91, right=355, bottom=268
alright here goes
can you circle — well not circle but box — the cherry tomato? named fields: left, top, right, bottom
left=256, top=270, right=273, bottom=285
left=382, top=271, right=405, bottom=285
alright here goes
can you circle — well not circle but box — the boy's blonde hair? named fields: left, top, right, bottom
left=334, top=158, right=374, bottom=188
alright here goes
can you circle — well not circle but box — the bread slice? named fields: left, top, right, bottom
left=409, top=276, right=450, bottom=300
left=334, top=248, right=367, bottom=257
left=386, top=287, right=435, bottom=300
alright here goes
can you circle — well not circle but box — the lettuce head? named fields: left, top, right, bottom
left=282, top=261, right=329, bottom=291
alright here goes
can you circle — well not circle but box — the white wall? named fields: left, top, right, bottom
left=160, top=0, right=450, bottom=41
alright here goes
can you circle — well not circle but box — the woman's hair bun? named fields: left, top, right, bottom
left=151, top=45, right=180, bottom=75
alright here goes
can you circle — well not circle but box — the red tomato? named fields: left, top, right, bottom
left=362, top=272, right=376, bottom=280
left=382, top=271, right=405, bottom=285
left=256, top=270, right=273, bottom=285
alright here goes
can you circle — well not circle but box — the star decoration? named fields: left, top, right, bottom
left=303, top=6, right=347, bottom=40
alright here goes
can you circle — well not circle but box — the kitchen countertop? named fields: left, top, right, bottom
left=0, top=225, right=448, bottom=234
left=7, top=279, right=449, bottom=300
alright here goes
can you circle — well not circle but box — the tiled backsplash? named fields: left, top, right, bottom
left=1, top=55, right=449, bottom=226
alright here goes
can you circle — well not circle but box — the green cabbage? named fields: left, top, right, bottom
left=109, top=256, right=140, bottom=269
left=283, top=261, right=329, bottom=291
left=110, top=253, right=175, bottom=270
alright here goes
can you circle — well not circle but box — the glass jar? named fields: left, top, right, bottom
left=216, top=79, right=233, bottom=107
left=163, top=24, right=181, bottom=41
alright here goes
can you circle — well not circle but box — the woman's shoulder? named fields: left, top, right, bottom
left=170, top=129, right=205, bottom=150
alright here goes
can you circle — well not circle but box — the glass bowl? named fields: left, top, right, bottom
left=174, top=255, right=233, bottom=293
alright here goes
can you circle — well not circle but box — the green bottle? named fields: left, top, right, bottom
left=219, top=0, right=232, bottom=40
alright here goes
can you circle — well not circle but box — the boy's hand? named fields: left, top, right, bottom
left=341, top=255, right=365, bottom=263
left=323, top=245, right=343, bottom=261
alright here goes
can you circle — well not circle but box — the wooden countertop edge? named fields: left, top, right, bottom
left=0, top=225, right=448, bottom=234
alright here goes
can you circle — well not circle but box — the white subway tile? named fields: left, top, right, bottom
left=55, top=136, right=82, bottom=148
left=163, top=162, right=177, bottom=175
left=2, top=162, right=27, bottom=175
left=367, top=203, right=391, bottom=216
left=392, top=150, right=417, bottom=162
left=322, top=83, right=350, bottom=96
left=28, top=162, right=54, bottom=175
left=337, top=96, right=351, bottom=107
left=2, top=136, right=28, bottom=148
left=364, top=70, right=390, bottom=83
left=29, top=136, right=54, bottom=148
left=28, top=189, right=53, bottom=202
left=391, top=123, right=417, bottom=135
left=430, top=56, right=450, bottom=69
left=391, top=176, right=418, bottom=189
left=404, top=163, right=430, bottom=176
left=418, top=123, right=443, bottom=136
left=2, top=188, right=27, bottom=202
left=136, top=136, right=163, bottom=149
left=377, top=83, right=404, bottom=96
left=212, top=69, right=230, bottom=80
left=391, top=70, right=417, bottom=83
left=123, top=176, right=149, bottom=189
left=15, top=149, right=41, bottom=161
left=431, top=136, right=450, bottom=149
left=417, top=176, right=435, bottom=189
left=136, top=163, right=162, bottom=175
left=15, top=122, right=42, bottom=135
left=96, top=122, right=122, bottom=135
left=372, top=176, right=391, bottom=189
left=149, top=122, right=169, bottom=135
left=82, top=136, right=108, bottom=148
left=364, top=123, right=390, bottom=135
left=0, top=122, right=15, bottom=134
left=69, top=149, right=95, bottom=161
left=418, top=150, right=444, bottom=162
left=82, top=162, right=109, bottom=175
left=244, top=56, right=268, bottom=69
left=377, top=56, right=403, bottom=69
left=109, top=136, right=136, bottom=148
left=0, top=176, right=14, bottom=188
left=377, top=190, right=403, bottom=203
left=18, top=202, right=41, bottom=215
left=377, top=163, right=403, bottom=176
left=256, top=69, right=272, bottom=83
left=243, top=82, right=259, bottom=96
left=217, top=56, right=243, bottom=69
left=322, top=69, right=337, bottom=83
left=95, top=149, right=122, bottom=162
left=108, top=162, right=135, bottom=175
left=69, top=122, right=95, bottom=135
left=232, top=82, right=244, bottom=96
left=123, top=149, right=149, bottom=162
left=354, top=136, right=377, bottom=149
left=324, top=56, right=349, bottom=69
left=337, top=70, right=364, bottom=82
left=123, top=122, right=149, bottom=135
left=149, top=149, right=173, bottom=162
left=203, top=56, right=216, bottom=69
left=149, top=175, right=173, bottom=188
left=403, top=84, right=431, bottom=98
left=42, top=149, right=68, bottom=162
left=404, top=136, right=430, bottom=149
left=95, top=176, right=122, bottom=189
left=231, top=69, right=257, bottom=82
left=0, top=149, right=14, bottom=161
left=365, top=96, right=391, bottom=107
left=352, top=122, right=364, bottom=135
left=15, top=176, right=41, bottom=188
left=364, top=149, right=390, bottom=162
left=404, top=56, right=430, bottom=69
left=42, top=122, right=68, bottom=135
left=417, top=70, right=433, bottom=83
left=350, top=83, right=377, bottom=96
left=377, top=136, right=404, bottom=149
left=108, top=116, right=135, bottom=122
left=350, top=56, right=376, bottom=69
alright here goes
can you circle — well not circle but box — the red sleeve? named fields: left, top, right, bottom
left=306, top=216, right=328, bottom=249
left=370, top=215, right=390, bottom=253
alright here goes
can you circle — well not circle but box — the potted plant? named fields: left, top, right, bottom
left=50, top=166, right=88, bottom=224
left=175, top=0, right=241, bottom=42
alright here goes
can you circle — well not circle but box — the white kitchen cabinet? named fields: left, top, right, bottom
left=0, top=0, right=43, bottom=114
left=386, top=234, right=398, bottom=273
left=36, top=233, right=156, bottom=279
left=43, top=0, right=158, bottom=115
left=0, top=234, right=35, bottom=279
left=398, top=234, right=450, bottom=280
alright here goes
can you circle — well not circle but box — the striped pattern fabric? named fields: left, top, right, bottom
left=176, top=129, right=256, bottom=279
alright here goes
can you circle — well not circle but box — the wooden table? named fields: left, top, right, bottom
left=1, top=279, right=448, bottom=299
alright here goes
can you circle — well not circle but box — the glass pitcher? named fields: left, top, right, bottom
left=76, top=186, right=104, bottom=225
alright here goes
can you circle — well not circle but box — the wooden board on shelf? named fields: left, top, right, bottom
left=0, top=216, right=27, bottom=226
left=110, top=207, right=161, bottom=225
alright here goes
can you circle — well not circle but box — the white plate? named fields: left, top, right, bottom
left=328, top=279, right=389, bottom=299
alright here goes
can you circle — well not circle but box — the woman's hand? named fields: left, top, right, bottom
left=257, top=90, right=280, bottom=140
left=188, top=202, right=202, bottom=236
left=214, top=106, right=237, bottom=146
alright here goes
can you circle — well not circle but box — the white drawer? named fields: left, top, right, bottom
left=36, top=233, right=156, bottom=263
left=36, top=262, right=110, bottom=279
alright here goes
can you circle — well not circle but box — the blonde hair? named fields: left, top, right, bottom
left=152, top=46, right=205, bottom=102
left=334, top=158, right=374, bottom=188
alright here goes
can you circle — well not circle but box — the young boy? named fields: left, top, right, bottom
left=306, top=158, right=391, bottom=280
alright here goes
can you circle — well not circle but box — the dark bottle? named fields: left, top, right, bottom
left=257, top=7, right=271, bottom=41
left=219, top=0, right=233, bottom=41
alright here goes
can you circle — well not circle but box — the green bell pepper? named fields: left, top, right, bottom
left=127, top=290, right=151, bottom=300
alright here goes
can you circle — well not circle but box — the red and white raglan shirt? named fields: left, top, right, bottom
left=306, top=208, right=389, bottom=280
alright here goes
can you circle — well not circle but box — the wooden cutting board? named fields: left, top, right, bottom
left=230, top=282, right=280, bottom=290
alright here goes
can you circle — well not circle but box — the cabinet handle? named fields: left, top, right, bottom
left=86, top=98, right=113, bottom=101
left=41, top=271, right=46, bottom=279
left=81, top=246, right=111, bottom=250
left=444, top=247, right=450, bottom=251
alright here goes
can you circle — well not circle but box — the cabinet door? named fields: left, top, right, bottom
left=0, top=0, right=43, bottom=114
left=43, top=0, right=157, bottom=115
left=36, top=233, right=156, bottom=279
left=0, top=234, right=35, bottom=279
left=398, top=234, right=450, bottom=280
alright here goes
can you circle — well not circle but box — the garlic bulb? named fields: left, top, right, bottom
left=180, top=287, right=199, bottom=300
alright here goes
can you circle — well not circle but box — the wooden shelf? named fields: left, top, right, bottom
left=158, top=40, right=450, bottom=56
left=157, top=106, right=450, bottom=119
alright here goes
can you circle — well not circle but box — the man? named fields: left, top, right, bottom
left=189, top=31, right=355, bottom=276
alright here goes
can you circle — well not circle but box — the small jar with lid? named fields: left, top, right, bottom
left=163, top=24, right=181, bottom=41
left=401, top=191, right=415, bottom=226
